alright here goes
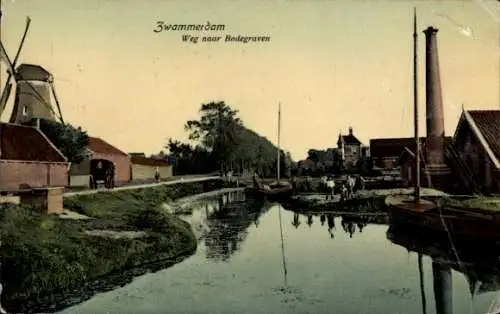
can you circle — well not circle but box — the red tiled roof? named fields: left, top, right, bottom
left=131, top=156, right=171, bottom=167
left=468, top=110, right=500, bottom=161
left=87, top=137, right=128, bottom=156
left=370, top=137, right=426, bottom=158
left=0, top=123, right=66, bottom=162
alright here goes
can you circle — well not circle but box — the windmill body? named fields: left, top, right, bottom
left=9, top=63, right=61, bottom=124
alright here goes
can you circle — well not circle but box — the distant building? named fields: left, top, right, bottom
left=129, top=152, right=146, bottom=158
left=370, top=137, right=425, bottom=170
left=0, top=123, right=69, bottom=191
left=452, top=110, right=500, bottom=194
left=361, top=146, right=370, bottom=159
left=69, top=137, right=131, bottom=187
left=130, top=155, right=173, bottom=181
left=399, top=136, right=452, bottom=188
left=337, top=127, right=362, bottom=171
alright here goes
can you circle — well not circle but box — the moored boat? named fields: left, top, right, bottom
left=246, top=174, right=293, bottom=200
left=386, top=195, right=500, bottom=240
left=245, top=102, right=292, bottom=200
left=385, top=10, right=500, bottom=241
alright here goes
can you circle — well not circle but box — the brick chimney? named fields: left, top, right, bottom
left=423, top=26, right=445, bottom=166
left=348, top=126, right=353, bottom=136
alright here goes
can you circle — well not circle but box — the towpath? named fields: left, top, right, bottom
left=64, top=175, right=222, bottom=197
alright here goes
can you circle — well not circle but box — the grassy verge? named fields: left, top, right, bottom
left=437, top=196, right=500, bottom=212
left=0, top=179, right=233, bottom=312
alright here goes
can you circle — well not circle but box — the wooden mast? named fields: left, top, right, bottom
left=413, top=7, right=421, bottom=201
left=277, top=102, right=281, bottom=182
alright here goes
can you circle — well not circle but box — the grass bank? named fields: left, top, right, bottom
left=436, top=196, right=500, bottom=212
left=0, top=179, right=233, bottom=313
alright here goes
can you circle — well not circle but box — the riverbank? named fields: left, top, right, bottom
left=0, top=179, right=233, bottom=313
left=284, top=188, right=447, bottom=213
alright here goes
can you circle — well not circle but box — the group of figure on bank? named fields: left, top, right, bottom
left=305, top=174, right=365, bottom=200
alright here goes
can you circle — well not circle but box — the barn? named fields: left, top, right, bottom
left=452, top=110, right=500, bottom=195
left=130, top=155, right=173, bottom=181
left=69, top=136, right=131, bottom=187
left=0, top=123, right=69, bottom=191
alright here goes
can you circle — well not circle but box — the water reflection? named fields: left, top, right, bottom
left=292, top=213, right=301, bottom=228
left=59, top=192, right=500, bottom=314
left=387, top=225, right=500, bottom=314
left=285, top=211, right=385, bottom=239
left=327, top=214, right=335, bottom=238
left=307, top=215, right=313, bottom=227
left=180, top=190, right=272, bottom=262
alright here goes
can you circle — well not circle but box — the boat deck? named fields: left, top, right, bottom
left=386, top=195, right=436, bottom=213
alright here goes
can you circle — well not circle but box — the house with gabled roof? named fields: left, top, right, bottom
left=0, top=122, right=69, bottom=191
left=337, top=127, right=363, bottom=171
left=69, top=136, right=131, bottom=187
left=451, top=109, right=500, bottom=194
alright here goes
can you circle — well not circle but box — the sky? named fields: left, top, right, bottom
left=0, top=0, right=499, bottom=160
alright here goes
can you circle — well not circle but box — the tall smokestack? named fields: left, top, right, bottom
left=423, top=26, right=446, bottom=165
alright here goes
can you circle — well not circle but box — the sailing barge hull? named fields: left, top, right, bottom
left=387, top=198, right=500, bottom=240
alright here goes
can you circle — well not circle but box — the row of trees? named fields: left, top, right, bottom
left=165, top=101, right=294, bottom=177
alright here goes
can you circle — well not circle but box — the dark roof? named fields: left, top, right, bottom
left=337, top=134, right=362, bottom=146
left=87, top=137, right=128, bottom=156
left=0, top=123, right=66, bottom=162
left=15, top=63, right=52, bottom=82
left=399, top=136, right=452, bottom=161
left=370, top=137, right=425, bottom=158
left=129, top=152, right=146, bottom=157
left=468, top=110, right=500, bottom=162
left=131, top=156, right=171, bottom=167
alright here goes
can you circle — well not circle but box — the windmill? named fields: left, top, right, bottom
left=0, top=16, right=65, bottom=125
left=9, top=63, right=65, bottom=124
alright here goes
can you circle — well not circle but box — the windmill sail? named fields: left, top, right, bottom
left=0, top=16, right=32, bottom=118
left=0, top=41, right=15, bottom=77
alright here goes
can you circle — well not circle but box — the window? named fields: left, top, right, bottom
left=22, top=106, right=28, bottom=116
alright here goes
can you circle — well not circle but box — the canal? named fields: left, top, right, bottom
left=58, top=189, right=500, bottom=314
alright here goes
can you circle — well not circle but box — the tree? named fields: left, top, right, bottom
left=164, top=101, right=294, bottom=177
left=185, top=101, right=242, bottom=173
left=25, top=118, right=89, bottom=163
left=165, top=138, right=214, bottom=175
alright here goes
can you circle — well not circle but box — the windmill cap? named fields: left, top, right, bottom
left=15, top=63, right=53, bottom=82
